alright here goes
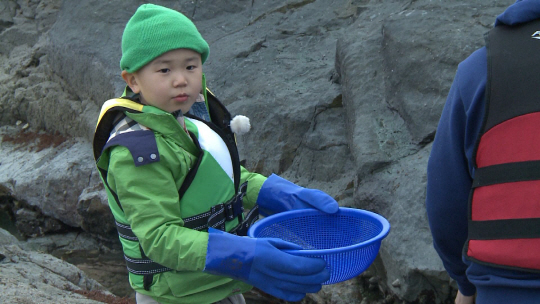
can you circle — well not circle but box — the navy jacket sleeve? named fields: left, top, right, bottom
left=426, top=48, right=487, bottom=296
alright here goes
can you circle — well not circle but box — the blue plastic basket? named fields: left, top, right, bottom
left=248, top=207, right=390, bottom=285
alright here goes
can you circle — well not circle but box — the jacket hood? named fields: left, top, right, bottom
left=495, top=0, right=540, bottom=26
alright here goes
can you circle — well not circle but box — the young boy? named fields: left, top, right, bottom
left=92, top=4, right=339, bottom=304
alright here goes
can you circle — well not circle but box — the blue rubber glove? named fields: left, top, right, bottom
left=256, top=174, right=339, bottom=216
left=203, top=228, right=330, bottom=302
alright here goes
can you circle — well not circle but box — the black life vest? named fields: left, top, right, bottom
left=465, top=19, right=540, bottom=272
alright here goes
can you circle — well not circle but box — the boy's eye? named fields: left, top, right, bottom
left=186, top=65, right=196, bottom=71
left=158, top=68, right=170, bottom=73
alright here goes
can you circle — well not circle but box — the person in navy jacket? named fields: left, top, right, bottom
left=426, top=1, right=540, bottom=303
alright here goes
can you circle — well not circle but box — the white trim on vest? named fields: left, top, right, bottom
left=186, top=117, right=234, bottom=181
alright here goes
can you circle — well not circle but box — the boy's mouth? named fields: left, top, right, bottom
left=174, top=94, right=189, bottom=102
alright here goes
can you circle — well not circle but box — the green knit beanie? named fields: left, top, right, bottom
left=120, top=4, right=210, bottom=73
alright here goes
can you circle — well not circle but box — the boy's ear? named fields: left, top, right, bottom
left=121, top=70, right=140, bottom=93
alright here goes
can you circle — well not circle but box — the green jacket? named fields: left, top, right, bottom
left=93, top=94, right=266, bottom=304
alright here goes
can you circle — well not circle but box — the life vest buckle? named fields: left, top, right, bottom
left=229, top=204, right=259, bottom=236
left=207, top=186, right=246, bottom=230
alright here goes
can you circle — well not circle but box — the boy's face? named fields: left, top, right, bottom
left=122, top=48, right=203, bottom=114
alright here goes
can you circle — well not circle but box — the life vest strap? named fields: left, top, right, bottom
left=115, top=220, right=138, bottom=241
left=114, top=182, right=256, bottom=243
left=473, top=160, right=540, bottom=188
left=469, top=218, right=540, bottom=240
left=114, top=223, right=172, bottom=279
left=182, top=182, right=259, bottom=236
left=124, top=254, right=173, bottom=275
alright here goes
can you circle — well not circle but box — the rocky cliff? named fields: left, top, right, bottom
left=0, top=0, right=515, bottom=303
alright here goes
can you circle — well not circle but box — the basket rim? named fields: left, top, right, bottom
left=247, top=207, right=390, bottom=256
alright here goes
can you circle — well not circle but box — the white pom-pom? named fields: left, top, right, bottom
left=230, top=115, right=251, bottom=135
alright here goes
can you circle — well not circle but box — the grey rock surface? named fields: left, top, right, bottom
left=0, top=0, right=517, bottom=303
left=0, top=228, right=108, bottom=304
left=0, top=125, right=115, bottom=237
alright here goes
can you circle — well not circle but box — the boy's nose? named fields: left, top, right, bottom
left=173, top=73, right=187, bottom=87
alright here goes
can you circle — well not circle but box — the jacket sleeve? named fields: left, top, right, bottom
left=426, top=48, right=487, bottom=296
left=107, top=144, right=208, bottom=272
left=240, top=166, right=266, bottom=209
